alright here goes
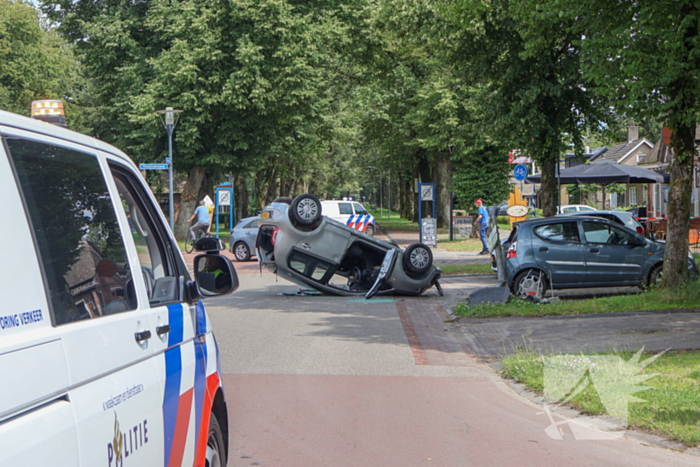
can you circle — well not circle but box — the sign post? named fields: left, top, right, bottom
left=419, top=183, right=437, bottom=247
left=215, top=187, right=233, bottom=239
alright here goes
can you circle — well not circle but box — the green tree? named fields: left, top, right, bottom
left=532, top=0, right=700, bottom=285
left=0, top=0, right=80, bottom=122
left=443, top=0, right=602, bottom=218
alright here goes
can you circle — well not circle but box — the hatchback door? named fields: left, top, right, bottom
left=532, top=221, right=586, bottom=287
left=581, top=221, right=646, bottom=284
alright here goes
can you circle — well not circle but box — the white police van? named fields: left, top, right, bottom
left=0, top=109, right=237, bottom=466
left=321, top=200, right=375, bottom=236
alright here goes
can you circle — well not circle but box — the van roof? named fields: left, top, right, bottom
left=0, top=110, right=132, bottom=164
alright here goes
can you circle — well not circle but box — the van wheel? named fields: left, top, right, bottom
left=513, top=269, right=548, bottom=299
left=206, top=412, right=226, bottom=467
left=290, top=194, right=322, bottom=226
left=233, top=242, right=251, bottom=261
left=365, top=225, right=375, bottom=237
left=403, top=243, right=433, bottom=275
left=647, top=264, right=663, bottom=287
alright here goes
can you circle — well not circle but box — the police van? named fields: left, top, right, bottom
left=0, top=108, right=237, bottom=466
left=321, top=200, right=376, bottom=236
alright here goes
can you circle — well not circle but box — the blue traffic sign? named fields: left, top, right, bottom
left=165, top=157, right=171, bottom=164
left=513, top=164, right=528, bottom=181
left=139, top=163, right=168, bottom=170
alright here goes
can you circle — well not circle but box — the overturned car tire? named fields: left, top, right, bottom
left=403, top=243, right=433, bottom=275
left=289, top=194, right=322, bottom=229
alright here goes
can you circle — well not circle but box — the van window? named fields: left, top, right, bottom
left=338, top=203, right=353, bottom=215
left=6, top=138, right=137, bottom=325
left=353, top=203, right=368, bottom=215
left=111, top=167, right=181, bottom=305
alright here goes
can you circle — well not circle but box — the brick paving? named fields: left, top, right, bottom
left=398, top=298, right=478, bottom=367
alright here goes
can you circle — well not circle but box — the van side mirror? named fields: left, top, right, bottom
left=193, top=254, right=239, bottom=297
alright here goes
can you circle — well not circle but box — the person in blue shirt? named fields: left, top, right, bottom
left=188, top=200, right=211, bottom=241
left=474, top=199, right=489, bottom=254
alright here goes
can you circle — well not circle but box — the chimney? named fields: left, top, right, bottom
left=627, top=125, right=639, bottom=143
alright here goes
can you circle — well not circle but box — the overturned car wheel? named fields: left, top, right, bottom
left=290, top=194, right=322, bottom=229
left=403, top=243, right=433, bottom=275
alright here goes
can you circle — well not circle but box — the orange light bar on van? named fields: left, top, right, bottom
left=30, top=100, right=67, bottom=127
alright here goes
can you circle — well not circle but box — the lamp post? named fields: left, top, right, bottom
left=156, top=107, right=182, bottom=232
left=366, top=166, right=382, bottom=217
left=448, top=145, right=454, bottom=241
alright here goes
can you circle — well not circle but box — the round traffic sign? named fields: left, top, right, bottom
left=513, top=164, right=528, bottom=181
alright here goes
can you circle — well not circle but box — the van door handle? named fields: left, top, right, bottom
left=135, top=330, right=152, bottom=342
left=589, top=248, right=600, bottom=253
left=156, top=325, right=171, bottom=336
left=539, top=247, right=549, bottom=252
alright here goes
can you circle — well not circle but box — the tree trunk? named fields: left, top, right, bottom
left=175, top=165, right=208, bottom=240
left=235, top=176, right=250, bottom=222
left=539, top=156, right=558, bottom=217
left=434, top=150, right=450, bottom=228
left=414, top=151, right=432, bottom=222
left=404, top=176, right=413, bottom=220
left=662, top=121, right=696, bottom=286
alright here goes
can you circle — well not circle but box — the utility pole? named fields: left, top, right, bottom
left=448, top=145, right=454, bottom=241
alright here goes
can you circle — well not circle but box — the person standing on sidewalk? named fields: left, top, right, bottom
left=474, top=199, right=489, bottom=255
left=189, top=200, right=211, bottom=240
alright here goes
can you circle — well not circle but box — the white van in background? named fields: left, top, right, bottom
left=0, top=109, right=236, bottom=466
left=321, top=200, right=376, bottom=236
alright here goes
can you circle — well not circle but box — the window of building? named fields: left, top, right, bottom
left=629, top=187, right=638, bottom=206
left=6, top=138, right=136, bottom=325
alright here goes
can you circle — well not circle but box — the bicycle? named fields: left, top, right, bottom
left=185, top=223, right=212, bottom=254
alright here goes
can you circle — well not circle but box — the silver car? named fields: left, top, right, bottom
left=229, top=216, right=259, bottom=261
left=256, top=194, right=443, bottom=298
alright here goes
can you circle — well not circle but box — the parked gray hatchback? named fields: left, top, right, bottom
left=500, top=217, right=699, bottom=298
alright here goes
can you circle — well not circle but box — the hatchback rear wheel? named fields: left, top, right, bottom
left=233, top=242, right=251, bottom=261
left=403, top=243, right=433, bottom=275
left=290, top=194, right=322, bottom=226
left=513, top=269, right=548, bottom=299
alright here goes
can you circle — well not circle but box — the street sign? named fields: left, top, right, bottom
left=506, top=204, right=529, bottom=217
left=218, top=189, right=231, bottom=207
left=420, top=183, right=434, bottom=201
left=513, top=164, right=528, bottom=181
left=139, top=163, right=168, bottom=170
left=420, top=218, right=438, bottom=247
left=165, top=157, right=171, bottom=164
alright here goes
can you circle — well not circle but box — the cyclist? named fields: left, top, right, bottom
left=188, top=200, right=211, bottom=241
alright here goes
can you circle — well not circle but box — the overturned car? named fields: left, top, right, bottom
left=256, top=194, right=443, bottom=298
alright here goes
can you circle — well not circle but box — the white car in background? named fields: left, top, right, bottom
left=557, top=204, right=597, bottom=214
left=321, top=200, right=376, bottom=236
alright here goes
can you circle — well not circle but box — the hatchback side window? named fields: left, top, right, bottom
left=534, top=222, right=580, bottom=242
left=244, top=219, right=258, bottom=229
left=288, top=250, right=333, bottom=282
left=6, top=138, right=136, bottom=325
left=562, top=207, right=577, bottom=213
left=353, top=203, right=368, bottom=216
left=582, top=222, right=630, bottom=245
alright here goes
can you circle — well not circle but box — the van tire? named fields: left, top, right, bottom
left=365, top=225, right=375, bottom=237
left=290, top=194, right=322, bottom=227
left=403, top=243, right=433, bottom=275
left=206, top=411, right=226, bottom=467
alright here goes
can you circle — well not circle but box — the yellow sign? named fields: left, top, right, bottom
left=261, top=211, right=271, bottom=219
left=508, top=186, right=527, bottom=225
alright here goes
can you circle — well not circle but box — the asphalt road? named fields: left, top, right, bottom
left=205, top=266, right=700, bottom=467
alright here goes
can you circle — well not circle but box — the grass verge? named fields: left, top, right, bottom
left=439, top=264, right=494, bottom=275
left=502, top=349, right=700, bottom=447
left=455, top=280, right=700, bottom=318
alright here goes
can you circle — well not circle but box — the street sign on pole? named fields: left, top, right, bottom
left=139, top=163, right=169, bottom=170
left=165, top=157, right=171, bottom=164
left=418, top=183, right=437, bottom=246
left=513, top=164, right=528, bottom=181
